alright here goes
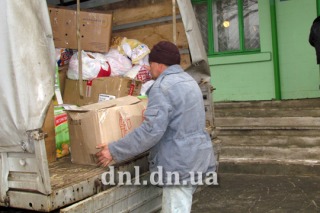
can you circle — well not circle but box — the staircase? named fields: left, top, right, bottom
left=214, top=98, right=320, bottom=176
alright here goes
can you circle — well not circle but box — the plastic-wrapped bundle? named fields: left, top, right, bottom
left=104, top=48, right=132, bottom=76
left=67, top=50, right=111, bottom=80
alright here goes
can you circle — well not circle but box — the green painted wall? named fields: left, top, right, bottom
left=210, top=0, right=320, bottom=102
left=276, top=0, right=320, bottom=99
left=210, top=0, right=275, bottom=102
left=209, top=53, right=274, bottom=101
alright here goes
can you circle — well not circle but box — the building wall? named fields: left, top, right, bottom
left=276, top=0, right=320, bottom=99
left=210, top=0, right=320, bottom=102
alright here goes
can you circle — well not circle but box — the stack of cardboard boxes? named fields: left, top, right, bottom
left=43, top=6, right=146, bottom=165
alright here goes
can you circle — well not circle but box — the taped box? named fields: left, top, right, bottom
left=42, top=101, right=56, bottom=163
left=65, top=96, right=147, bottom=165
left=63, top=77, right=142, bottom=106
left=48, top=6, right=112, bottom=53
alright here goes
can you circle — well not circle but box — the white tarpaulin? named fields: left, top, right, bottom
left=177, top=0, right=208, bottom=66
left=0, top=0, right=55, bottom=152
left=177, top=0, right=211, bottom=83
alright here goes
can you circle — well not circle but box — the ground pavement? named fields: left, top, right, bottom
left=191, top=173, right=320, bottom=213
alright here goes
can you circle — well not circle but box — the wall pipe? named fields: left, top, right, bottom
left=270, top=0, right=281, bottom=100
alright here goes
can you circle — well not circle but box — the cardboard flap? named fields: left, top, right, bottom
left=111, top=96, right=141, bottom=106
left=67, top=111, right=90, bottom=121
left=81, top=96, right=141, bottom=111
left=63, top=105, right=93, bottom=120
left=65, top=96, right=141, bottom=121
left=64, top=101, right=116, bottom=113
left=81, top=102, right=116, bottom=111
left=63, top=105, right=89, bottom=112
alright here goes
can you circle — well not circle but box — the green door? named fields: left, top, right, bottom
left=276, top=0, right=320, bottom=99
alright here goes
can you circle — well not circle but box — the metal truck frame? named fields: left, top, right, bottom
left=0, top=0, right=218, bottom=212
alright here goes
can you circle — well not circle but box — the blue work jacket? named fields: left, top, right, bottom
left=109, top=65, right=216, bottom=184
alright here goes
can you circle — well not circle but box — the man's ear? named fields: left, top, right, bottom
left=159, top=63, right=168, bottom=71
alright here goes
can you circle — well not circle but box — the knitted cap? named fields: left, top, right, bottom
left=149, top=41, right=180, bottom=65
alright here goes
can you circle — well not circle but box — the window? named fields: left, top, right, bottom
left=192, top=0, right=260, bottom=55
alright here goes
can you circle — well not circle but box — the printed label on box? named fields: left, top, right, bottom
left=98, top=94, right=116, bottom=102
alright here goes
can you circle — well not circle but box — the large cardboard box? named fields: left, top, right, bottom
left=42, top=101, right=56, bottom=163
left=48, top=7, right=112, bottom=53
left=63, top=77, right=142, bottom=106
left=66, top=96, right=147, bottom=165
left=58, top=65, right=68, bottom=96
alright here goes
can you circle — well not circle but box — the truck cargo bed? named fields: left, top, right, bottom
left=49, top=157, right=105, bottom=191
left=5, top=153, right=150, bottom=212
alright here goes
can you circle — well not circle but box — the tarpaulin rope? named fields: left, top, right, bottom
left=77, top=0, right=84, bottom=98
left=172, top=0, right=177, bottom=45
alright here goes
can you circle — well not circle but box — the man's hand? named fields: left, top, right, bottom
left=96, top=143, right=113, bottom=167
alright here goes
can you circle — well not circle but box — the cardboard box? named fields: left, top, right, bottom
left=42, top=101, right=56, bottom=163
left=66, top=96, right=147, bottom=165
left=48, top=6, right=112, bottom=53
left=63, top=77, right=142, bottom=106
left=58, top=65, right=68, bottom=96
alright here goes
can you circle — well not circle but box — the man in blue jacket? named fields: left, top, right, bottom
left=96, top=41, right=216, bottom=212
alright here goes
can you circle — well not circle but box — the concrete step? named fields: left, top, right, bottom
left=215, top=98, right=320, bottom=117
left=215, top=98, right=320, bottom=110
left=220, top=146, right=320, bottom=160
left=213, top=99, right=320, bottom=176
left=215, top=108, right=320, bottom=117
left=218, top=158, right=320, bottom=176
left=218, top=129, right=320, bottom=136
left=218, top=134, right=320, bottom=147
left=216, top=117, right=320, bottom=128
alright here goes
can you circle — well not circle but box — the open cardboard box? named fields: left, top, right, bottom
left=65, top=96, right=147, bottom=165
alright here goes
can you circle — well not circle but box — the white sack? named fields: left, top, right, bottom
left=67, top=50, right=110, bottom=80
left=104, top=48, right=132, bottom=76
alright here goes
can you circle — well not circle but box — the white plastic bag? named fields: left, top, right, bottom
left=118, top=37, right=150, bottom=65
left=124, top=65, right=142, bottom=79
left=124, top=64, right=152, bottom=84
left=67, top=50, right=110, bottom=80
left=131, top=44, right=150, bottom=64
left=118, top=37, right=141, bottom=57
left=104, top=48, right=132, bottom=76
left=140, top=80, right=155, bottom=96
left=55, top=48, right=73, bottom=67
left=135, top=66, right=152, bottom=83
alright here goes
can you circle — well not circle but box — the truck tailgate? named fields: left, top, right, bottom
left=60, top=172, right=162, bottom=213
left=7, top=154, right=149, bottom=212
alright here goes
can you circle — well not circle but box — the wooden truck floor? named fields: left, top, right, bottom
left=49, top=157, right=106, bottom=191
left=7, top=154, right=151, bottom=212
